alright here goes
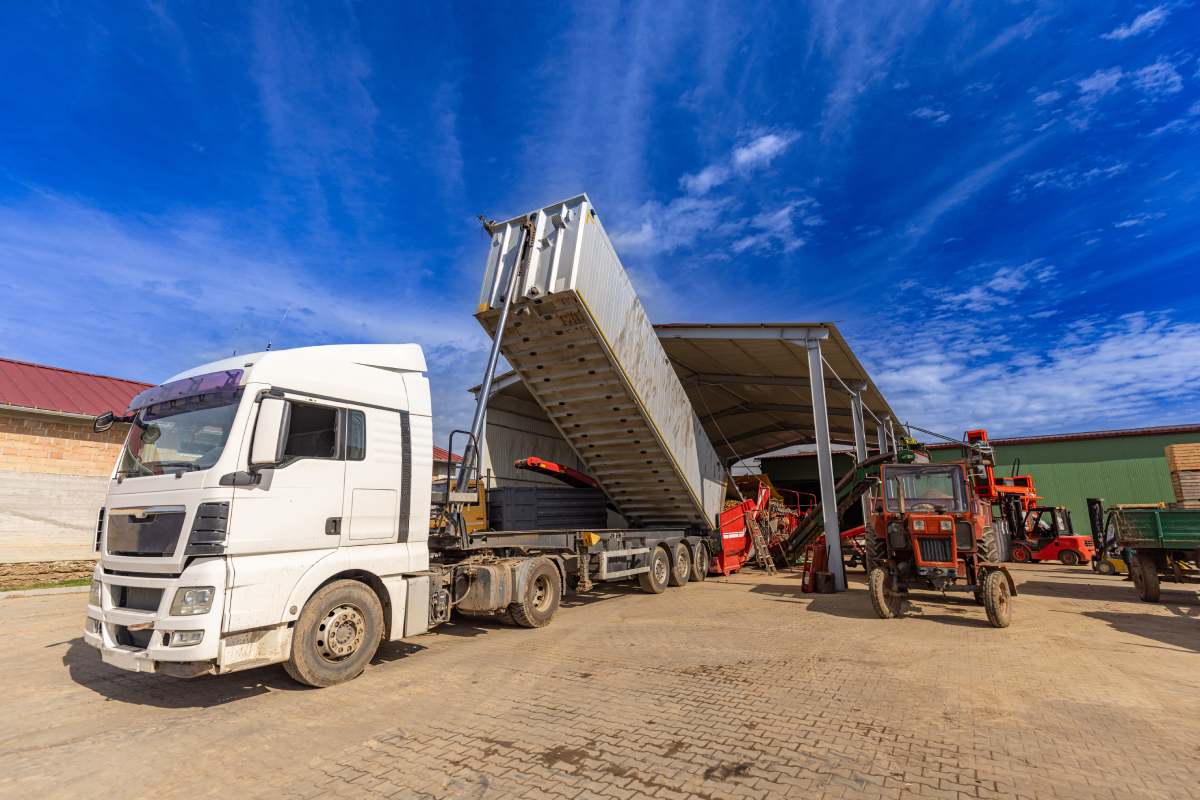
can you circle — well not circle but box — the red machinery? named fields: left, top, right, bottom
left=514, top=456, right=601, bottom=489
left=964, top=429, right=1094, bottom=566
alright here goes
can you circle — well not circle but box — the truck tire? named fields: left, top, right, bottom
left=868, top=568, right=903, bottom=619
left=509, top=558, right=561, bottom=628
left=1132, top=553, right=1160, bottom=603
left=982, top=570, right=1011, bottom=628
left=638, top=546, right=670, bottom=594
left=668, top=541, right=691, bottom=587
left=1060, top=550, right=1080, bottom=566
left=690, top=543, right=709, bottom=582
left=285, top=579, right=384, bottom=688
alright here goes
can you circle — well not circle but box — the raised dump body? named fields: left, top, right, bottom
left=476, top=194, right=725, bottom=530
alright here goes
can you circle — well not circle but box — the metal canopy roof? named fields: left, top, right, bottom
left=655, top=323, right=895, bottom=462
left=484, top=321, right=895, bottom=465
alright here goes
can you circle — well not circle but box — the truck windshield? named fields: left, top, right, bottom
left=119, top=390, right=243, bottom=477
left=884, top=465, right=966, bottom=513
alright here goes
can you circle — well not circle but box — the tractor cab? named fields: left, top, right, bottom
left=1011, top=505, right=1094, bottom=566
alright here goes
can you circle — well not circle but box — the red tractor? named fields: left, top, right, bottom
left=865, top=458, right=1015, bottom=628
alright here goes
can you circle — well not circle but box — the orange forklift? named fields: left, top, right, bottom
left=963, top=430, right=1094, bottom=566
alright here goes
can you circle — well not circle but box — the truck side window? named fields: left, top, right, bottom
left=283, top=403, right=338, bottom=459
left=346, top=410, right=366, bottom=461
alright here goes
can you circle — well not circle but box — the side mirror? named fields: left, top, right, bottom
left=249, top=397, right=290, bottom=469
left=93, top=411, right=115, bottom=433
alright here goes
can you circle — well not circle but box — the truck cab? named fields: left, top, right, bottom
left=83, top=344, right=436, bottom=683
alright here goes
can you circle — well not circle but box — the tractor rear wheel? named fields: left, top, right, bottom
left=868, top=568, right=903, bottom=619
left=979, top=525, right=1001, bottom=563
left=864, top=528, right=887, bottom=570
left=1060, top=550, right=1080, bottom=566
left=1132, top=552, right=1160, bottom=602
left=982, top=570, right=1011, bottom=628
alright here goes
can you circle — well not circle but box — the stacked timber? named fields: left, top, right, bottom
left=1165, top=444, right=1200, bottom=507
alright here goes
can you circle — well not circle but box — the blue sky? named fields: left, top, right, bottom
left=1, top=1, right=1198, bottom=442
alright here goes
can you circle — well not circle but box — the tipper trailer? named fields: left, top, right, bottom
left=83, top=196, right=723, bottom=687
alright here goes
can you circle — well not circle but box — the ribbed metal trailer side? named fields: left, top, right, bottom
left=476, top=194, right=725, bottom=530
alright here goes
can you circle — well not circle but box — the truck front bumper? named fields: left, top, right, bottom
left=83, top=558, right=225, bottom=675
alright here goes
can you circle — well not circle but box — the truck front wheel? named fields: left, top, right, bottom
left=285, top=580, right=384, bottom=688
left=509, top=558, right=561, bottom=628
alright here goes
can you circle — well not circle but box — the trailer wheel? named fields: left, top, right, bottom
left=509, top=558, right=561, bottom=628
left=690, top=543, right=709, bottom=582
left=668, top=542, right=691, bottom=587
left=1060, top=550, right=1080, bottom=566
left=1132, top=553, right=1160, bottom=603
left=868, top=568, right=903, bottom=619
left=285, top=580, right=384, bottom=688
left=982, top=570, right=1011, bottom=628
left=638, top=546, right=670, bottom=594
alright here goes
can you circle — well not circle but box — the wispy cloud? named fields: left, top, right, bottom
left=1114, top=211, right=1166, bottom=228
left=928, top=259, right=1056, bottom=313
left=910, top=106, right=951, bottom=125
left=1009, top=160, right=1129, bottom=200
left=1101, top=6, right=1170, bottom=40
left=968, top=11, right=1051, bottom=66
left=680, top=131, right=798, bottom=195
left=1077, top=67, right=1124, bottom=97
left=1033, top=90, right=1062, bottom=106
left=1150, top=100, right=1200, bottom=135
left=1133, top=58, right=1183, bottom=98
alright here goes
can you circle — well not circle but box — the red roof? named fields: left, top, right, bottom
left=0, top=358, right=152, bottom=417
left=433, top=446, right=463, bottom=463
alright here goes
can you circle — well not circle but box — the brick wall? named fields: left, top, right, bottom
left=0, top=409, right=126, bottom=477
left=0, top=408, right=128, bottom=563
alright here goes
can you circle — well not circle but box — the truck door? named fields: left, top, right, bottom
left=340, top=406, right=403, bottom=545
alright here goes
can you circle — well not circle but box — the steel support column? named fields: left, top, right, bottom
left=806, top=339, right=845, bottom=591
left=851, top=391, right=870, bottom=546
left=877, top=422, right=888, bottom=457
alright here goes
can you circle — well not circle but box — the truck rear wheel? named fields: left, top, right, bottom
left=668, top=542, right=691, bottom=587
left=509, top=558, right=561, bottom=628
left=1132, top=553, right=1160, bottom=602
left=982, top=570, right=1011, bottom=628
left=690, top=543, right=709, bottom=582
left=285, top=579, right=384, bottom=688
left=868, top=568, right=903, bottom=619
left=638, top=546, right=670, bottom=594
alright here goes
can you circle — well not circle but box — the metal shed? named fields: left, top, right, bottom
left=479, top=322, right=897, bottom=590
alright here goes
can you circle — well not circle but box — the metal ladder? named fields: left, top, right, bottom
left=745, top=512, right=777, bottom=575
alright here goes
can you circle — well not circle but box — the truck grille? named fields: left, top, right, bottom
left=106, top=507, right=185, bottom=557
left=917, top=537, right=954, bottom=564
left=114, top=585, right=163, bottom=612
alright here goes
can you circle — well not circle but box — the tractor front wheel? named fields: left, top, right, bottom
left=982, top=570, right=1012, bottom=628
left=868, top=568, right=904, bottom=619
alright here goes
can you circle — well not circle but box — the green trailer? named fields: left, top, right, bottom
left=1087, top=498, right=1200, bottom=602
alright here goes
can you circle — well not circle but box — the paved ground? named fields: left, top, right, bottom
left=3, top=564, right=1198, bottom=800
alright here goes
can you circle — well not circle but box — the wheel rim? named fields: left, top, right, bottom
left=675, top=547, right=689, bottom=579
left=317, top=603, right=366, bottom=663
left=531, top=574, right=553, bottom=613
left=1013, top=547, right=1029, bottom=562
left=1061, top=551, right=1078, bottom=565
left=654, top=553, right=669, bottom=584
left=695, top=547, right=707, bottom=575
left=994, top=580, right=1008, bottom=616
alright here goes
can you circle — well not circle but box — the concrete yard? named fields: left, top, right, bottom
left=3, top=564, right=1198, bottom=800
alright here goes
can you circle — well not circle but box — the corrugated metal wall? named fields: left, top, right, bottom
left=929, top=430, right=1200, bottom=525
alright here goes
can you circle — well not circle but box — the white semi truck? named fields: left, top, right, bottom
left=83, top=195, right=725, bottom=686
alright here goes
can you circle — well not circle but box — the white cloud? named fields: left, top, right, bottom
left=1033, top=90, right=1062, bottom=106
left=928, top=260, right=1055, bottom=312
left=732, top=133, right=796, bottom=169
left=1133, top=59, right=1183, bottom=98
left=731, top=203, right=807, bottom=255
left=609, top=195, right=732, bottom=255
left=1101, top=6, right=1169, bottom=40
left=1077, top=67, right=1124, bottom=97
left=1114, top=211, right=1166, bottom=228
left=1150, top=100, right=1200, bottom=135
left=1009, top=160, right=1129, bottom=200
left=679, top=131, right=798, bottom=196
left=911, top=106, right=951, bottom=125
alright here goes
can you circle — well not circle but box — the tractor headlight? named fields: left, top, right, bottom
left=913, top=519, right=926, bottom=531
left=939, top=520, right=953, bottom=532
left=170, top=587, right=215, bottom=616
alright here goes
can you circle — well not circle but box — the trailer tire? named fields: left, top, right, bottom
left=638, top=546, right=670, bottom=594
left=668, top=542, right=691, bottom=587
left=509, top=558, right=561, bottom=628
left=1132, top=552, right=1160, bottom=603
left=690, top=543, right=709, bottom=582
left=868, top=568, right=903, bottom=619
left=982, top=570, right=1012, bottom=628
left=284, top=579, right=384, bottom=688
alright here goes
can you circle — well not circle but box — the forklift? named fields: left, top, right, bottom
left=1003, top=500, right=1096, bottom=566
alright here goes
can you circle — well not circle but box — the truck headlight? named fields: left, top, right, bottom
left=170, top=587, right=215, bottom=616
left=89, top=580, right=102, bottom=607
left=168, top=630, right=204, bottom=647
left=84, top=617, right=101, bottom=636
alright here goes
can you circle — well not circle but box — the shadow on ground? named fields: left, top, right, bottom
left=1079, top=607, right=1200, bottom=653
left=1017, top=579, right=1200, bottom=606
